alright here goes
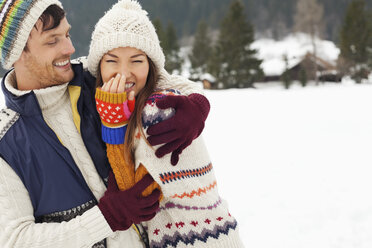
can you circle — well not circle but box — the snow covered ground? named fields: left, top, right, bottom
left=203, top=80, right=372, bottom=248
left=0, top=78, right=371, bottom=247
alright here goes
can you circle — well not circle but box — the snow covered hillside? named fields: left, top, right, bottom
left=203, top=80, right=372, bottom=248
left=251, top=33, right=340, bottom=77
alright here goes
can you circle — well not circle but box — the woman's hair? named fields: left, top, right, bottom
left=96, top=56, right=158, bottom=161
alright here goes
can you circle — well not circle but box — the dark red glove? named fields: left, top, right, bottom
left=147, top=93, right=210, bottom=165
left=98, top=171, right=160, bottom=232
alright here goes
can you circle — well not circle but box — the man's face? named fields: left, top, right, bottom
left=17, top=17, right=75, bottom=90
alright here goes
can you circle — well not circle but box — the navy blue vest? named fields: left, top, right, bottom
left=0, top=64, right=110, bottom=219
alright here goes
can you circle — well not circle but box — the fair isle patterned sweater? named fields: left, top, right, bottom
left=134, top=89, right=244, bottom=248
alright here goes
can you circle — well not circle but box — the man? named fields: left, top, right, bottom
left=0, top=1, right=210, bottom=247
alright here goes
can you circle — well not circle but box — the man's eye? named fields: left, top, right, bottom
left=47, top=39, right=58, bottom=45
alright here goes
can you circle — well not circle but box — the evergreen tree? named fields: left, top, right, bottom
left=153, top=18, right=166, bottom=50
left=153, top=19, right=183, bottom=73
left=209, top=0, right=263, bottom=88
left=299, top=68, right=308, bottom=87
left=189, top=20, right=212, bottom=79
left=164, top=22, right=183, bottom=73
left=281, top=54, right=291, bottom=89
left=338, top=0, right=372, bottom=83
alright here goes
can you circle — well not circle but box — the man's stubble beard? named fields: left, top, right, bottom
left=26, top=54, right=74, bottom=89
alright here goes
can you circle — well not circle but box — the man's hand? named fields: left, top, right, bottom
left=147, top=93, right=210, bottom=165
left=98, top=171, right=160, bottom=231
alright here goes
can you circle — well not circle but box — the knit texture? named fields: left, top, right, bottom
left=0, top=0, right=63, bottom=69
left=134, top=89, right=244, bottom=248
left=95, top=89, right=134, bottom=144
left=95, top=89, right=162, bottom=200
left=0, top=69, right=145, bottom=248
left=88, top=0, right=165, bottom=77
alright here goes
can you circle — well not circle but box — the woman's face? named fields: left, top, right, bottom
left=100, top=47, right=149, bottom=96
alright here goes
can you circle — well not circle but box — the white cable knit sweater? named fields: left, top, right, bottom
left=0, top=70, right=144, bottom=248
left=0, top=65, right=205, bottom=247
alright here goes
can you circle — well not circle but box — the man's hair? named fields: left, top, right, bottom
left=24, top=4, right=65, bottom=51
left=39, top=4, right=65, bottom=32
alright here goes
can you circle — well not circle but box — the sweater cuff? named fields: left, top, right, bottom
left=80, top=206, right=113, bottom=244
left=95, top=88, right=127, bottom=103
left=102, top=125, right=127, bottom=144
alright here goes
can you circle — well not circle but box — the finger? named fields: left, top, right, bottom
left=132, top=174, right=155, bottom=193
left=170, top=140, right=191, bottom=165
left=136, top=212, right=157, bottom=223
left=147, top=130, right=179, bottom=146
left=101, top=77, right=113, bottom=92
left=156, top=95, right=184, bottom=109
left=128, top=90, right=135, bottom=100
left=171, top=151, right=180, bottom=166
left=117, top=74, right=126, bottom=93
left=110, top=74, right=121, bottom=93
left=128, top=91, right=135, bottom=112
left=155, top=139, right=183, bottom=158
left=138, top=189, right=161, bottom=207
left=103, top=77, right=115, bottom=92
left=146, top=118, right=176, bottom=136
left=107, top=171, right=119, bottom=192
left=140, top=200, right=160, bottom=215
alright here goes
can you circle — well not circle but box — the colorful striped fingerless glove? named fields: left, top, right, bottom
left=95, top=88, right=162, bottom=200
left=95, top=88, right=135, bottom=144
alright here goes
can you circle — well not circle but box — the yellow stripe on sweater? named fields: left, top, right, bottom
left=68, top=85, right=81, bottom=134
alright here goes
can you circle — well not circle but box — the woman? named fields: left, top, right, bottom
left=88, top=0, right=244, bottom=247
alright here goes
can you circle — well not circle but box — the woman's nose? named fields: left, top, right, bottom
left=118, top=67, right=131, bottom=79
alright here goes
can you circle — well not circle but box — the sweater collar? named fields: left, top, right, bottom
left=4, top=69, right=69, bottom=113
left=1, top=64, right=84, bottom=116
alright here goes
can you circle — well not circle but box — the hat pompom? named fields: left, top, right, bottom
left=115, top=0, right=148, bottom=15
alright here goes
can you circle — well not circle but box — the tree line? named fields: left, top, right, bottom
left=157, top=0, right=372, bottom=89
left=0, top=0, right=371, bottom=87
left=140, top=0, right=372, bottom=41
left=156, top=0, right=263, bottom=89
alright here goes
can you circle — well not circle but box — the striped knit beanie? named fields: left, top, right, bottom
left=0, top=0, right=63, bottom=70
left=88, top=0, right=165, bottom=77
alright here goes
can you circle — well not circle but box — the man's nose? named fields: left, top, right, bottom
left=61, top=37, right=75, bottom=56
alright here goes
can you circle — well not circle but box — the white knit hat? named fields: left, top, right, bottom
left=88, top=0, right=165, bottom=77
left=0, top=0, right=63, bottom=70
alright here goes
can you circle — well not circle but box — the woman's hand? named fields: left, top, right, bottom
left=101, top=73, right=135, bottom=101
left=102, top=73, right=126, bottom=93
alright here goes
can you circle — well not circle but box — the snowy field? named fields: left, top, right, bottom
left=203, top=80, right=372, bottom=248
left=0, top=79, right=371, bottom=247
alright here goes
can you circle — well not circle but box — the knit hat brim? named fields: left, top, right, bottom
left=88, top=32, right=165, bottom=77
left=87, top=0, right=165, bottom=78
left=1, top=0, right=63, bottom=70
